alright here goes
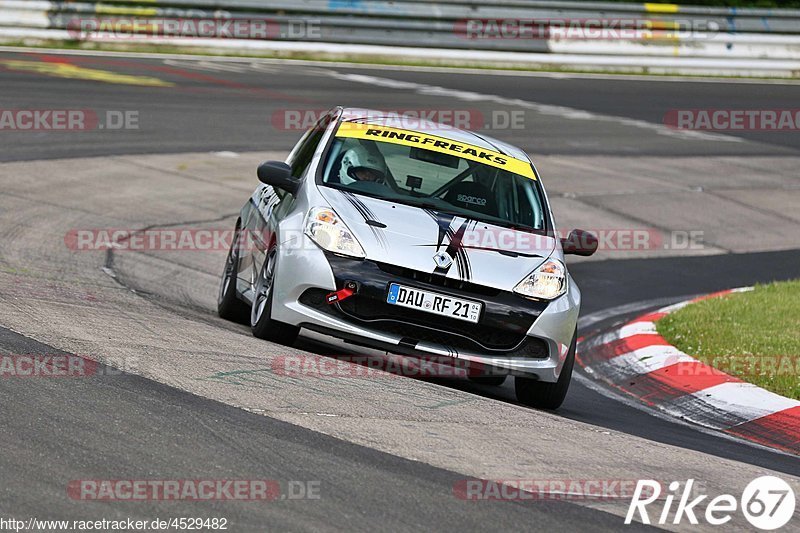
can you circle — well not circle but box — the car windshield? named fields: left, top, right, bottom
left=320, top=127, right=547, bottom=231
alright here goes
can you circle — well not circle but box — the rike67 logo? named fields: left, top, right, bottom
left=626, top=477, right=796, bottom=530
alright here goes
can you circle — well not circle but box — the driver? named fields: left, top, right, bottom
left=339, top=145, right=389, bottom=184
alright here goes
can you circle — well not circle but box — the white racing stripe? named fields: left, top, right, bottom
left=598, top=346, right=693, bottom=381
left=327, top=72, right=743, bottom=143
left=163, top=58, right=284, bottom=74
left=617, top=320, right=659, bottom=338
left=657, top=301, right=692, bottom=313
left=578, top=320, right=660, bottom=351
left=573, top=372, right=796, bottom=456
left=691, top=382, right=800, bottom=424
left=662, top=382, right=800, bottom=429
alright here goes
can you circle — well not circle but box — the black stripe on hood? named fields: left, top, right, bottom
left=341, top=191, right=388, bottom=249
left=424, top=210, right=473, bottom=281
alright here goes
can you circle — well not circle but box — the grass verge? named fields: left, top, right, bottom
left=657, top=280, right=800, bottom=400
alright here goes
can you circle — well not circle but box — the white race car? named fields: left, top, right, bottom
left=218, top=107, right=597, bottom=409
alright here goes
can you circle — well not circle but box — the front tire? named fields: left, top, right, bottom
left=217, top=225, right=249, bottom=323
left=250, top=247, right=299, bottom=345
left=515, top=331, right=576, bottom=410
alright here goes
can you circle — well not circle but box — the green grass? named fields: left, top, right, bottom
left=657, top=280, right=800, bottom=400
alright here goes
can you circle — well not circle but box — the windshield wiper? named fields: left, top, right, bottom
left=408, top=200, right=541, bottom=233
left=391, top=199, right=462, bottom=218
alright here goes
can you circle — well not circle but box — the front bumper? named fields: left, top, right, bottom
left=272, top=243, right=580, bottom=382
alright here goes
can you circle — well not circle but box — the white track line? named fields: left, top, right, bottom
left=326, top=71, right=742, bottom=144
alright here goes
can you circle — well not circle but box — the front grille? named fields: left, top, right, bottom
left=338, top=296, right=521, bottom=348
left=299, top=289, right=548, bottom=358
left=375, top=263, right=501, bottom=297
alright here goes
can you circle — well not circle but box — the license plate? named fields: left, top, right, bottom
left=386, top=283, right=482, bottom=323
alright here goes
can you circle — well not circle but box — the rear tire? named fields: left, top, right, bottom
left=217, top=225, right=249, bottom=323
left=250, top=247, right=299, bottom=345
left=515, top=331, right=576, bottom=410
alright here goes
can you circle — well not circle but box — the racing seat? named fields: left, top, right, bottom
left=443, top=181, right=498, bottom=217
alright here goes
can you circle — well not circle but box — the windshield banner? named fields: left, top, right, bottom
left=335, top=122, right=536, bottom=180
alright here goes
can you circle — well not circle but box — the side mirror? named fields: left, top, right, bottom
left=257, top=161, right=300, bottom=194
left=561, top=229, right=598, bottom=257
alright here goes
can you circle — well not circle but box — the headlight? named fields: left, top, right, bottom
left=304, top=207, right=365, bottom=258
left=513, top=258, right=567, bottom=300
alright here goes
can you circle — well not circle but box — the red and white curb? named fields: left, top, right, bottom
left=577, top=288, right=800, bottom=456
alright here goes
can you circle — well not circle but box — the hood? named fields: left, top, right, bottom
left=319, top=188, right=556, bottom=292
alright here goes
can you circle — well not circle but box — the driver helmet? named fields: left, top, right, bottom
left=339, top=145, right=388, bottom=184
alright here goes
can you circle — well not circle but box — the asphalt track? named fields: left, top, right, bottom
left=1, top=326, right=648, bottom=531
left=2, top=50, right=800, bottom=161
left=1, top=49, right=799, bottom=531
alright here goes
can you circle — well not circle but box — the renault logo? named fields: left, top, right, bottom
left=433, top=251, right=453, bottom=269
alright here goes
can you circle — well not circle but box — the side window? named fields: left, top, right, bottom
left=286, top=113, right=333, bottom=179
